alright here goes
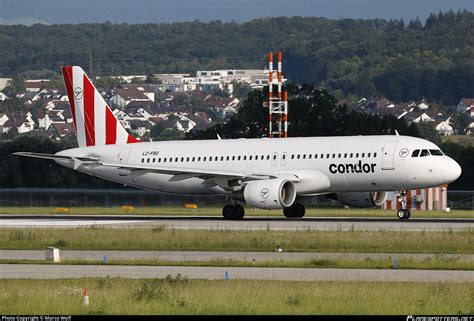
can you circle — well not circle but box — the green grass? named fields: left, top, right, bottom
left=442, top=135, right=474, bottom=147
left=0, top=278, right=472, bottom=314
left=0, top=206, right=473, bottom=218
left=2, top=255, right=473, bottom=270
left=2, top=228, right=473, bottom=253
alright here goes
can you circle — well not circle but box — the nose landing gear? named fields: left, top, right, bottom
left=397, top=190, right=411, bottom=220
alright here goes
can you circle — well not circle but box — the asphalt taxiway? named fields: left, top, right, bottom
left=2, top=250, right=473, bottom=262
left=1, top=264, right=472, bottom=282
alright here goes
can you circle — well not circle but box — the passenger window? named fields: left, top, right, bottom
left=355, top=153, right=359, bottom=158
left=283, top=154, right=286, bottom=160
left=303, top=154, right=306, bottom=159
left=220, top=156, right=224, bottom=161
left=273, top=154, right=277, bottom=160
left=175, top=157, right=178, bottom=162
left=238, top=156, right=241, bottom=161
left=362, top=153, right=365, bottom=158
left=147, top=158, right=150, bottom=163
left=204, top=157, right=207, bottom=161
left=215, top=156, right=218, bottom=161
left=232, top=156, right=235, bottom=161
left=261, top=155, right=264, bottom=160
left=198, top=157, right=201, bottom=161
left=297, top=154, right=300, bottom=159
left=344, top=153, right=347, bottom=158
left=315, top=154, right=318, bottom=159
left=226, top=156, right=230, bottom=161
left=249, top=156, right=253, bottom=161
left=158, top=158, right=161, bottom=163
left=420, top=149, right=430, bottom=157
left=244, top=156, right=247, bottom=160
left=153, top=158, right=155, bottom=163
left=321, top=154, right=324, bottom=159
left=291, top=155, right=295, bottom=160
left=332, top=154, right=335, bottom=158
left=412, top=150, right=420, bottom=157
left=350, top=153, right=353, bottom=158
left=429, top=149, right=443, bottom=156
left=309, top=154, right=312, bottom=159
left=141, top=159, right=144, bottom=163
left=338, top=153, right=341, bottom=158
left=163, top=158, right=166, bottom=163
left=368, top=153, right=371, bottom=157
left=374, top=153, right=377, bottom=157
left=326, top=154, right=330, bottom=158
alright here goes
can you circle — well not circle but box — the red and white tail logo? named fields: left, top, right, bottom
left=61, top=66, right=140, bottom=147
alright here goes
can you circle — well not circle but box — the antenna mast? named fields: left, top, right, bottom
left=265, top=51, right=288, bottom=138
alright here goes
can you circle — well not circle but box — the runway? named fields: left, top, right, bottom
left=0, top=214, right=473, bottom=231
left=3, top=250, right=473, bottom=262
left=1, top=264, right=472, bottom=282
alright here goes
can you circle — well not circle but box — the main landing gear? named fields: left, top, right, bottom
left=283, top=203, right=306, bottom=218
left=222, top=204, right=245, bottom=220
left=397, top=190, right=411, bottom=220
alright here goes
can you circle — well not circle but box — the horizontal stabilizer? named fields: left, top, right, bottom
left=12, top=152, right=99, bottom=162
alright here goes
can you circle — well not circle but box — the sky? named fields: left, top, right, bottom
left=0, top=0, right=472, bottom=25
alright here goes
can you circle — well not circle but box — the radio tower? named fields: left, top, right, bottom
left=265, top=51, right=288, bottom=138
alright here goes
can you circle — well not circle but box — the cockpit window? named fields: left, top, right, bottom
left=429, top=149, right=443, bottom=156
left=420, top=149, right=430, bottom=157
left=412, top=149, right=420, bottom=157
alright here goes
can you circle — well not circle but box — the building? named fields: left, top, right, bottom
left=110, top=84, right=155, bottom=108
left=433, top=119, right=454, bottom=136
left=456, top=98, right=474, bottom=113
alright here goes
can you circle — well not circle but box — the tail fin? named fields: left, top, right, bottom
left=61, top=66, right=140, bottom=147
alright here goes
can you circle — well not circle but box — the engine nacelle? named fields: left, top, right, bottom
left=331, top=191, right=388, bottom=208
left=232, top=179, right=296, bottom=210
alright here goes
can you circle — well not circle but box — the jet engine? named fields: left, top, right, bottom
left=232, top=179, right=296, bottom=210
left=329, top=191, right=388, bottom=208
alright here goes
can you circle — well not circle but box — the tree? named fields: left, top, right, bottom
left=415, top=121, right=441, bottom=145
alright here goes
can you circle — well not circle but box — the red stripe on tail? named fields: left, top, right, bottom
left=105, top=107, right=117, bottom=145
left=83, top=75, right=95, bottom=147
left=61, top=67, right=77, bottom=130
left=127, top=135, right=141, bottom=143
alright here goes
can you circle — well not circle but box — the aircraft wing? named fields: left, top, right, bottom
left=101, top=161, right=287, bottom=188
left=13, top=152, right=288, bottom=187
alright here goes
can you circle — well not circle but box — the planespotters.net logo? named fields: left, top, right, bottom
left=407, top=317, right=474, bottom=321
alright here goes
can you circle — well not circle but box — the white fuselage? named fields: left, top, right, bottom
left=55, top=135, right=461, bottom=196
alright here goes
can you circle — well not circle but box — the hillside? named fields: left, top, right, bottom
left=0, top=11, right=473, bottom=104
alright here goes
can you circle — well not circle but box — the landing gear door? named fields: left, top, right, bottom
left=118, top=148, right=132, bottom=176
left=382, top=141, right=397, bottom=170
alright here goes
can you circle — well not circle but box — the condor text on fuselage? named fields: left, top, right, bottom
left=329, top=161, right=376, bottom=174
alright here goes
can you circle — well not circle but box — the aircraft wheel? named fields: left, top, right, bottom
left=283, top=203, right=305, bottom=218
left=222, top=204, right=244, bottom=220
left=234, top=204, right=245, bottom=219
left=397, top=209, right=410, bottom=220
left=223, top=204, right=236, bottom=219
left=404, top=209, right=411, bottom=219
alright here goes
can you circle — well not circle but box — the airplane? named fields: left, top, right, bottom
left=14, top=66, right=462, bottom=220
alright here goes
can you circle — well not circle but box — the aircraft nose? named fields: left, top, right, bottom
left=445, top=157, right=462, bottom=183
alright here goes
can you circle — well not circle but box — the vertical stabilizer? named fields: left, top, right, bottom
left=61, top=66, right=140, bottom=147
